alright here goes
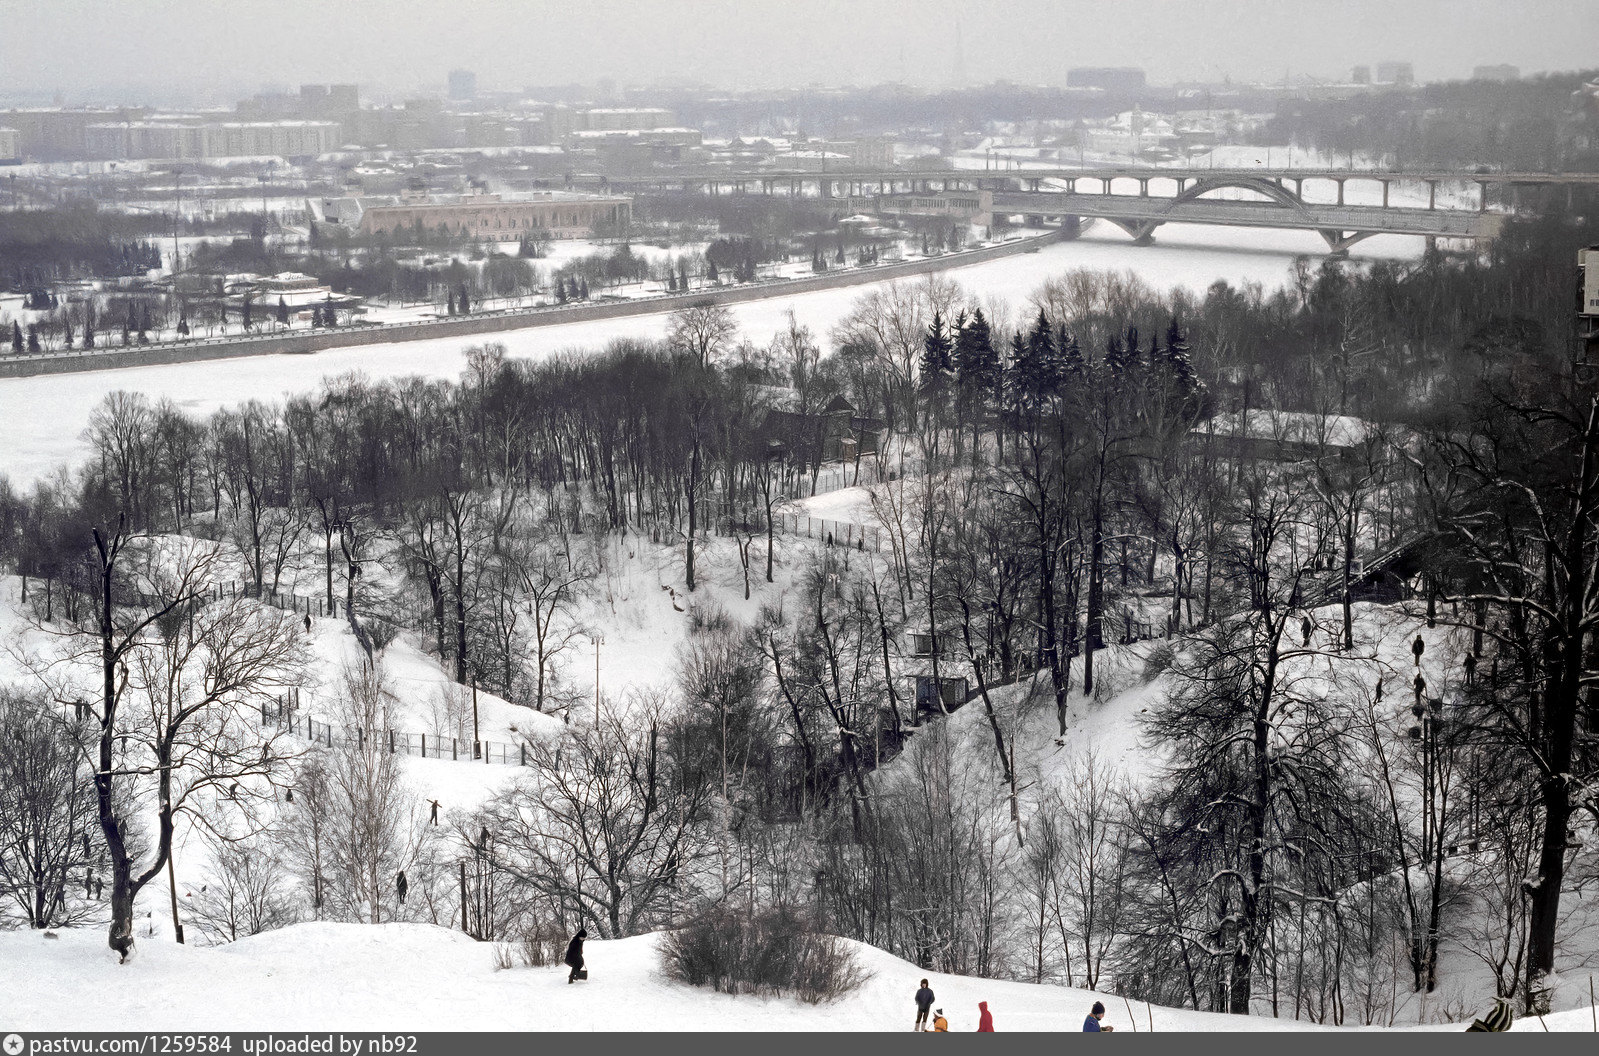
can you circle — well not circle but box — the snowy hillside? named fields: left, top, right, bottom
left=7, top=921, right=1588, bottom=1032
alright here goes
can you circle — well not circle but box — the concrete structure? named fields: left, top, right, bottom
left=856, top=189, right=993, bottom=230
left=0, top=107, right=150, bottom=159
left=0, top=128, right=18, bottom=162
left=313, top=189, right=632, bottom=241
left=576, top=107, right=675, bottom=131
left=448, top=70, right=478, bottom=101
left=1066, top=67, right=1146, bottom=92
left=1375, top=61, right=1414, bottom=85
left=85, top=119, right=341, bottom=160
left=627, top=165, right=1599, bottom=254
left=993, top=175, right=1499, bottom=253
left=1473, top=64, right=1520, bottom=82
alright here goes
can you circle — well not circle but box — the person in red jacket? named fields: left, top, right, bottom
left=977, top=1001, right=994, bottom=1032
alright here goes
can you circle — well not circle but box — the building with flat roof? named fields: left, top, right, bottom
left=313, top=190, right=632, bottom=241
left=1375, top=61, right=1415, bottom=85
left=576, top=107, right=675, bottom=131
left=1472, top=64, right=1520, bottom=82
left=85, top=119, right=342, bottom=159
left=0, top=107, right=151, bottom=159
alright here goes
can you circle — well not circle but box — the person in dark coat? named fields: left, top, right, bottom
left=1083, top=1000, right=1113, bottom=1032
left=564, top=927, right=587, bottom=983
left=977, top=1001, right=994, bottom=1032
left=429, top=799, right=440, bottom=825
left=914, top=979, right=935, bottom=1031
left=395, top=870, right=408, bottom=904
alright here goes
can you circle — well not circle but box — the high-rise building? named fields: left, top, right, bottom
left=448, top=70, right=478, bottom=101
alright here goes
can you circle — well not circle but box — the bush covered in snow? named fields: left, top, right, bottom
left=661, top=905, right=868, bottom=1003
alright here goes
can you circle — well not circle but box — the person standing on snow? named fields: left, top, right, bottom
left=564, top=927, right=587, bottom=983
left=914, top=979, right=935, bottom=1031
left=977, top=1001, right=994, bottom=1031
left=931, top=1009, right=948, bottom=1032
left=1083, top=1000, right=1113, bottom=1032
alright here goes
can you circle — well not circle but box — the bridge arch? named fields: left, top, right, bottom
left=1169, top=175, right=1310, bottom=213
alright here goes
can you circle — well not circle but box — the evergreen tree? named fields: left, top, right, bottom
left=578, top=278, right=589, bottom=300
left=83, top=317, right=95, bottom=349
left=447, top=289, right=457, bottom=316
left=27, top=324, right=39, bottom=353
left=556, top=279, right=568, bottom=304
left=242, top=298, right=253, bottom=330
left=1104, top=334, right=1129, bottom=387
left=1162, top=317, right=1200, bottom=398
left=277, top=297, right=289, bottom=326
left=63, top=318, right=73, bottom=349
left=678, top=260, right=690, bottom=290
left=706, top=256, right=719, bottom=284
left=11, top=321, right=22, bottom=354
left=459, top=285, right=471, bottom=314
left=1059, top=328, right=1085, bottom=380
left=918, top=311, right=954, bottom=399
left=954, top=307, right=999, bottom=400
left=138, top=303, right=151, bottom=335
left=177, top=310, right=189, bottom=337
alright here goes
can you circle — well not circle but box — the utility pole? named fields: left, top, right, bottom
left=472, top=679, right=480, bottom=759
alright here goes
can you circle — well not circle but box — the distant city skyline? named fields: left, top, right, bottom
left=1, top=0, right=1594, bottom=107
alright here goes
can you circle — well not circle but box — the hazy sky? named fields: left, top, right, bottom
left=2, top=0, right=1594, bottom=105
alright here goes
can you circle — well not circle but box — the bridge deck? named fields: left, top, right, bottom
left=617, top=167, right=1599, bottom=188
left=994, top=191, right=1502, bottom=238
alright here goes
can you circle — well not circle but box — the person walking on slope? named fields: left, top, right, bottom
left=1083, top=1001, right=1113, bottom=1032
left=977, top=1001, right=994, bottom=1032
left=930, top=1009, right=948, bottom=1033
left=914, top=979, right=935, bottom=1031
left=564, top=927, right=587, bottom=983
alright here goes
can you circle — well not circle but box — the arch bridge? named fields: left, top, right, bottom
left=617, top=167, right=1599, bottom=254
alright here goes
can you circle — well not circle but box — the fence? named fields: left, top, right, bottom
left=260, top=690, right=535, bottom=769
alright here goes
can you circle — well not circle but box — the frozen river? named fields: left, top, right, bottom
left=0, top=221, right=1422, bottom=486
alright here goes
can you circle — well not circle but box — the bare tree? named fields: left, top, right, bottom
left=0, top=686, right=100, bottom=928
left=27, top=526, right=305, bottom=961
left=479, top=696, right=710, bottom=938
left=667, top=301, right=739, bottom=369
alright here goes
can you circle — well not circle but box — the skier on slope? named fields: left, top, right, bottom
left=913, top=979, right=935, bottom=1031
left=564, top=927, right=587, bottom=983
left=977, top=1001, right=994, bottom=1032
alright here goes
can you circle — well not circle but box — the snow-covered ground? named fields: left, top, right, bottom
left=0, top=224, right=1422, bottom=488
left=9, top=921, right=1590, bottom=1032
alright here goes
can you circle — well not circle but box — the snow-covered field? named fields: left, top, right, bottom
left=0, top=223, right=1422, bottom=488
left=8, top=921, right=1590, bottom=1032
